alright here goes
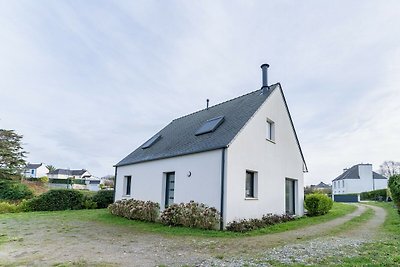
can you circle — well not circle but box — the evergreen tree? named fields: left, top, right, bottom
left=0, top=129, right=27, bottom=180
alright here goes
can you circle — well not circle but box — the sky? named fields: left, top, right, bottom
left=0, top=1, right=399, bottom=184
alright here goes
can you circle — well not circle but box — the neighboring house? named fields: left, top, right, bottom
left=47, top=169, right=92, bottom=179
left=310, top=182, right=331, bottom=190
left=23, top=163, right=49, bottom=178
left=114, top=64, right=307, bottom=228
left=48, top=169, right=100, bottom=191
left=332, top=164, right=387, bottom=196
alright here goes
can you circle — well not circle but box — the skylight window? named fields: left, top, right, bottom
left=141, top=134, right=161, bottom=149
left=195, top=116, right=225, bottom=136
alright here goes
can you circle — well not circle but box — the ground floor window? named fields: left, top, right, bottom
left=245, top=170, right=258, bottom=198
left=124, top=175, right=131, bottom=196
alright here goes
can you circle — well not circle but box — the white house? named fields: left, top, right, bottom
left=114, top=64, right=307, bottom=228
left=48, top=169, right=100, bottom=191
left=23, top=163, right=49, bottom=178
left=47, top=169, right=92, bottom=179
left=332, top=164, right=387, bottom=195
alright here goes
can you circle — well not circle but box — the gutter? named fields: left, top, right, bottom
left=219, top=148, right=226, bottom=230
left=113, top=167, right=118, bottom=203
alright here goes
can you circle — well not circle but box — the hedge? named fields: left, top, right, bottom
left=160, top=201, right=220, bottom=230
left=226, top=213, right=295, bottom=232
left=304, top=193, right=333, bottom=216
left=23, top=189, right=84, bottom=211
left=389, top=175, right=400, bottom=211
left=92, top=190, right=114, bottom=208
left=108, top=199, right=160, bottom=222
left=360, top=189, right=387, bottom=201
left=0, top=180, right=33, bottom=201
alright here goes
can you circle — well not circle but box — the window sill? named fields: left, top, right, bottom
left=245, top=197, right=258, bottom=200
left=122, top=195, right=131, bottom=198
left=266, top=138, right=275, bottom=144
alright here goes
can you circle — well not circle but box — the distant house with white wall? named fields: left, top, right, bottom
left=48, top=169, right=100, bottom=191
left=114, top=64, right=307, bottom=228
left=310, top=182, right=331, bottom=190
left=332, top=164, right=387, bottom=196
left=23, top=163, right=49, bottom=178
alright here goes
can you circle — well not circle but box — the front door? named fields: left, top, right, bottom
left=165, top=172, right=175, bottom=208
left=285, top=178, right=296, bottom=215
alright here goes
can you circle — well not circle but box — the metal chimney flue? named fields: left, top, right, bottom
left=261, top=63, right=269, bottom=94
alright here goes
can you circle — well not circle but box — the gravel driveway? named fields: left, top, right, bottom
left=0, top=203, right=386, bottom=267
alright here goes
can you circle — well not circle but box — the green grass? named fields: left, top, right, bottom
left=0, top=202, right=355, bottom=238
left=320, top=202, right=400, bottom=266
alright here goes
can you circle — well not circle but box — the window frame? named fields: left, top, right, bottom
left=123, top=175, right=132, bottom=196
left=245, top=170, right=258, bottom=199
left=266, top=118, right=275, bottom=142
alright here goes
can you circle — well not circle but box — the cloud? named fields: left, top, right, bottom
left=0, top=1, right=399, bottom=181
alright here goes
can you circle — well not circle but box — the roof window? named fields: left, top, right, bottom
left=195, top=116, right=225, bottom=136
left=142, top=134, right=161, bottom=149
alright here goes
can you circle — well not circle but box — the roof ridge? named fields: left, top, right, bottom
left=172, top=83, right=280, bottom=122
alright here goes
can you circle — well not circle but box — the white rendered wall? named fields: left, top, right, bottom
left=374, top=179, right=388, bottom=190
left=225, top=87, right=305, bottom=223
left=333, top=165, right=387, bottom=194
left=115, top=150, right=222, bottom=210
left=36, top=165, right=49, bottom=177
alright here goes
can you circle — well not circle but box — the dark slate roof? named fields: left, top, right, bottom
left=312, top=182, right=331, bottom=188
left=48, top=169, right=87, bottom=176
left=373, top=172, right=387, bottom=180
left=332, top=164, right=388, bottom=181
left=26, top=163, right=42, bottom=169
left=333, top=165, right=360, bottom=181
left=116, top=83, right=307, bottom=170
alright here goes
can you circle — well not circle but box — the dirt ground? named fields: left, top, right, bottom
left=0, top=203, right=386, bottom=267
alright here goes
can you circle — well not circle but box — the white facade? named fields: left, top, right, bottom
left=332, top=164, right=388, bottom=195
left=115, top=150, right=222, bottom=209
left=225, top=88, right=305, bottom=222
left=115, top=85, right=305, bottom=227
left=24, top=164, right=49, bottom=178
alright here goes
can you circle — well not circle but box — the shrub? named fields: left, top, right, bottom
left=92, top=190, right=114, bottom=208
left=360, top=189, right=388, bottom=201
left=0, top=180, right=33, bottom=200
left=108, top=199, right=160, bottom=222
left=226, top=213, right=295, bottom=232
left=0, top=201, right=20, bottom=213
left=38, top=176, right=49, bottom=183
left=23, top=189, right=84, bottom=211
left=389, top=175, right=400, bottom=211
left=160, top=201, right=220, bottom=230
left=304, top=193, right=333, bottom=216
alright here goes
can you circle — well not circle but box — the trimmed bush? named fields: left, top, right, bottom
left=23, top=189, right=84, bottom=211
left=0, top=180, right=33, bottom=200
left=226, top=214, right=295, bottom=232
left=389, top=175, right=400, bottom=211
left=160, top=201, right=220, bottom=230
left=92, top=190, right=114, bottom=208
left=108, top=199, right=160, bottom=222
left=0, top=201, right=20, bottom=213
left=304, top=193, right=333, bottom=216
left=360, top=189, right=388, bottom=201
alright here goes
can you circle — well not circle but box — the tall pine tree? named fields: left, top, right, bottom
left=0, top=129, right=27, bottom=180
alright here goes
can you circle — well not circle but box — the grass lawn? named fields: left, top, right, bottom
left=0, top=202, right=355, bottom=238
left=320, top=202, right=400, bottom=266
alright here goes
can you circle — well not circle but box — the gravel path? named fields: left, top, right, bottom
left=201, top=204, right=386, bottom=266
left=0, top=203, right=386, bottom=267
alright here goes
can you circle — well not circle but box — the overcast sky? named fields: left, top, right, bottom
left=1, top=1, right=399, bottom=184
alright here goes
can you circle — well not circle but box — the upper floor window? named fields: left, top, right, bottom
left=31, top=169, right=34, bottom=174
left=266, top=119, right=275, bottom=142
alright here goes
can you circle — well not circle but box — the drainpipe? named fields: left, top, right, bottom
left=113, top=166, right=118, bottom=202
left=220, top=148, right=226, bottom=230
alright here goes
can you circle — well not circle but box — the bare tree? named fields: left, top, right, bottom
left=379, top=161, right=400, bottom=177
